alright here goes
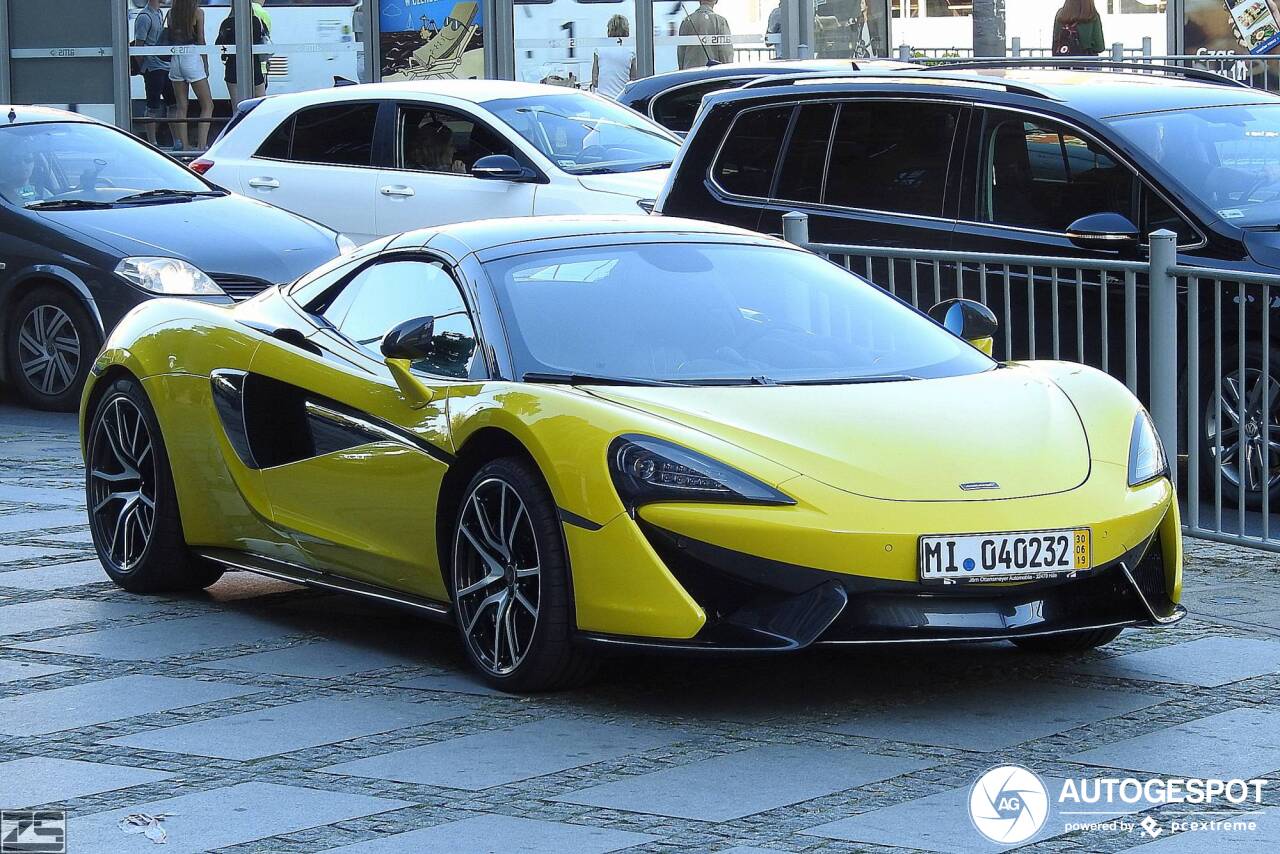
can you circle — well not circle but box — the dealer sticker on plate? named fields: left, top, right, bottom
left=919, top=528, right=1091, bottom=584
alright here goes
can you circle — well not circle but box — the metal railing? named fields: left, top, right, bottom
left=780, top=211, right=1280, bottom=553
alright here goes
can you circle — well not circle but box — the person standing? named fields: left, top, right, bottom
left=1053, top=0, right=1106, bottom=57
left=678, top=0, right=733, bottom=69
left=132, top=0, right=175, bottom=148
left=216, top=7, right=270, bottom=101
left=592, top=15, right=638, bottom=99
left=166, top=0, right=214, bottom=151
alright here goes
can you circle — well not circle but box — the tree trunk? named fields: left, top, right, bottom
left=972, top=0, right=1006, bottom=57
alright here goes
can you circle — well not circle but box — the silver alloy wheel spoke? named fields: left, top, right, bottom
left=1208, top=366, right=1280, bottom=494
left=88, top=396, right=156, bottom=571
left=453, top=476, right=542, bottom=675
left=17, top=304, right=80, bottom=397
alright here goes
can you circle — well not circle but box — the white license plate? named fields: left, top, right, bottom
left=919, top=529, right=1091, bottom=584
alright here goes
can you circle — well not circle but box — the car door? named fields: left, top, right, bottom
left=374, top=102, right=536, bottom=237
left=241, top=101, right=381, bottom=243
left=244, top=253, right=485, bottom=600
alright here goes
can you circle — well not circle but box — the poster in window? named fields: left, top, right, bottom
left=1186, top=0, right=1280, bottom=55
left=379, top=0, right=484, bottom=80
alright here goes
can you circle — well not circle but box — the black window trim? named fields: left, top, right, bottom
left=250, top=99, right=387, bottom=171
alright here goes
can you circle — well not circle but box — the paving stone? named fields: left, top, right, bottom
left=0, top=560, right=108, bottom=590
left=827, top=680, right=1164, bottom=751
left=107, top=696, right=474, bottom=760
left=0, top=484, right=83, bottom=507
left=557, top=744, right=931, bottom=821
left=0, top=756, right=173, bottom=808
left=0, top=508, right=85, bottom=533
left=0, top=544, right=79, bottom=563
left=323, top=718, right=690, bottom=790
left=0, top=674, right=259, bottom=736
left=317, top=814, right=656, bottom=853
left=0, top=658, right=69, bottom=683
left=0, top=596, right=150, bottom=636
left=1064, top=637, right=1280, bottom=687
left=201, top=639, right=422, bottom=678
left=1069, top=708, right=1280, bottom=778
left=392, top=672, right=508, bottom=696
left=1118, top=807, right=1280, bottom=852
left=66, top=781, right=414, bottom=854
left=11, top=611, right=307, bottom=659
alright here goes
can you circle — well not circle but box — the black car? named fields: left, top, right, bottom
left=618, top=59, right=914, bottom=135
left=0, top=106, right=348, bottom=410
left=657, top=62, right=1280, bottom=503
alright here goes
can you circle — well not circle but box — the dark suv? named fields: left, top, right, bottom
left=658, top=63, right=1280, bottom=504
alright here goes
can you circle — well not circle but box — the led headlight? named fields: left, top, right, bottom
left=1128, top=408, right=1169, bottom=486
left=115, top=257, right=224, bottom=296
left=336, top=233, right=358, bottom=255
left=609, top=434, right=794, bottom=508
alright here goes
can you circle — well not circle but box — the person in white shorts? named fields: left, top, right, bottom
left=165, top=0, right=214, bottom=151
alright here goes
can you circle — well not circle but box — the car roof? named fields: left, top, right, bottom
left=619, top=59, right=915, bottom=100
left=256, top=79, right=585, bottom=109
left=1, top=105, right=96, bottom=126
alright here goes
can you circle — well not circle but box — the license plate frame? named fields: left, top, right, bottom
left=918, top=528, right=1092, bottom=585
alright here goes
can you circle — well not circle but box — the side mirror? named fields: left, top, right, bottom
left=471, top=154, right=534, bottom=182
left=381, top=316, right=436, bottom=408
left=1066, top=212, right=1140, bottom=252
left=929, top=298, right=998, bottom=357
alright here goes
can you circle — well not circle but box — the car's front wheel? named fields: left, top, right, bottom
left=1012, top=626, right=1123, bottom=653
left=450, top=457, right=596, bottom=692
left=5, top=285, right=99, bottom=411
left=86, top=376, right=223, bottom=593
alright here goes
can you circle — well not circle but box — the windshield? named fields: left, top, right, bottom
left=484, top=242, right=993, bottom=385
left=1109, top=104, right=1280, bottom=228
left=484, top=93, right=678, bottom=175
left=0, top=122, right=214, bottom=209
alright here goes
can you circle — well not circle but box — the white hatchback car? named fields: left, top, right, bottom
left=195, top=81, right=678, bottom=243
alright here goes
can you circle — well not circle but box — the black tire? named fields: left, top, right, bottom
left=85, top=376, right=223, bottom=593
left=1012, top=626, right=1123, bottom=653
left=5, top=284, right=100, bottom=411
left=449, top=456, right=597, bottom=692
left=1199, top=341, right=1280, bottom=510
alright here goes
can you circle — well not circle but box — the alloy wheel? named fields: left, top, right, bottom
left=1206, top=366, right=1280, bottom=495
left=17, top=304, right=81, bottom=397
left=452, top=477, right=541, bottom=675
left=88, top=396, right=157, bottom=572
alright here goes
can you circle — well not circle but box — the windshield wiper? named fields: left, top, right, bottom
left=25, top=198, right=114, bottom=210
left=114, top=188, right=223, bottom=203
left=522, top=371, right=686, bottom=387
left=782, top=374, right=924, bottom=385
left=632, top=160, right=673, bottom=171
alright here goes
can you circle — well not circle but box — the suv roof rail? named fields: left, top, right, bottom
left=928, top=58, right=1251, bottom=89
left=737, top=70, right=1057, bottom=100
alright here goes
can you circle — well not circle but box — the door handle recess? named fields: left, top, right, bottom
left=380, top=185, right=416, bottom=197
left=248, top=177, right=280, bottom=189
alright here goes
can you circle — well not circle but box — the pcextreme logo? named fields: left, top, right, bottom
left=968, top=765, right=1050, bottom=844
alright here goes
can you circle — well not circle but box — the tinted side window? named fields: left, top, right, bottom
left=981, top=113, right=1137, bottom=233
left=256, top=117, right=292, bottom=159
left=712, top=106, right=793, bottom=198
left=288, top=103, right=379, bottom=167
left=824, top=101, right=961, bottom=217
left=396, top=105, right=514, bottom=174
left=653, top=80, right=744, bottom=134
left=775, top=103, right=837, bottom=204
left=319, top=260, right=479, bottom=378
left=1144, top=189, right=1200, bottom=246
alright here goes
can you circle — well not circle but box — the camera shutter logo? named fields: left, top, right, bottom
left=968, top=765, right=1050, bottom=844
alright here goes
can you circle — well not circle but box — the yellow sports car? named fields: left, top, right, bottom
left=81, top=217, right=1184, bottom=691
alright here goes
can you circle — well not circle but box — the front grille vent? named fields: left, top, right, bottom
left=211, top=275, right=273, bottom=302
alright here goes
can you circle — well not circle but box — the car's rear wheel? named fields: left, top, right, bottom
left=450, top=457, right=596, bottom=692
left=5, top=285, right=99, bottom=411
left=1201, top=343, right=1280, bottom=509
left=1012, top=626, right=1123, bottom=653
left=86, top=376, right=223, bottom=593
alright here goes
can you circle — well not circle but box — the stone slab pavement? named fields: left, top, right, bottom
left=2, top=402, right=1280, bottom=853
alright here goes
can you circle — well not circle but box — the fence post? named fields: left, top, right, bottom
left=898, top=44, right=912, bottom=63
left=1011, top=36, right=1021, bottom=57
left=1142, top=36, right=1152, bottom=58
left=1111, top=42, right=1124, bottom=62
left=782, top=212, right=810, bottom=249
left=1148, top=230, right=1179, bottom=478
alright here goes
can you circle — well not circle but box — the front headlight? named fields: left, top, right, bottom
left=336, top=233, right=357, bottom=255
left=1128, top=409, right=1169, bottom=486
left=115, top=257, right=224, bottom=296
left=609, top=434, right=794, bottom=509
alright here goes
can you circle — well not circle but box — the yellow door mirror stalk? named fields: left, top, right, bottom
left=386, top=358, right=436, bottom=408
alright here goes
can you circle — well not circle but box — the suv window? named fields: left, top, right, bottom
left=653, top=79, right=745, bottom=134
left=312, top=259, right=480, bottom=378
left=776, top=103, right=837, bottom=204
left=712, top=106, right=793, bottom=198
left=981, top=112, right=1137, bottom=233
left=260, top=103, right=379, bottom=167
left=824, top=101, right=962, bottom=217
left=395, top=105, right=515, bottom=174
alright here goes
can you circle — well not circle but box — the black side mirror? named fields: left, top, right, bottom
left=1066, top=212, right=1140, bottom=252
left=471, top=154, right=534, bottom=182
left=928, top=298, right=999, bottom=357
left=381, top=315, right=435, bottom=361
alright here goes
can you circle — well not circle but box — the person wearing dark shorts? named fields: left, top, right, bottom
left=133, top=0, right=175, bottom=147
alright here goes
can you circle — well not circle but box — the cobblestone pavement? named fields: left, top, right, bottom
left=3, top=403, right=1280, bottom=854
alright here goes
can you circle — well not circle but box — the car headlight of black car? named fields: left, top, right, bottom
left=609, top=434, right=794, bottom=508
left=116, top=257, right=225, bottom=296
left=1128, top=409, right=1169, bottom=486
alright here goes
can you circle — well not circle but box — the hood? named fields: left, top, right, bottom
left=1242, top=228, right=1280, bottom=272
left=35, top=194, right=339, bottom=285
left=588, top=367, right=1091, bottom=502
left=576, top=168, right=669, bottom=201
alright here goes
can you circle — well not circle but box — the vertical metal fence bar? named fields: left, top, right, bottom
left=1215, top=285, right=1223, bottom=532
left=1100, top=275, right=1109, bottom=374
left=911, top=260, right=919, bottom=307
left=1002, top=267, right=1012, bottom=361
left=1148, top=231, right=1179, bottom=485
left=864, top=256, right=873, bottom=281
left=1188, top=276, right=1200, bottom=532
left=1125, top=271, right=1138, bottom=394
left=886, top=258, right=896, bottom=299
left=1028, top=267, right=1037, bottom=361
left=932, top=261, right=941, bottom=306
left=1238, top=282, right=1247, bottom=537
left=955, top=260, right=963, bottom=300
left=1075, top=270, right=1085, bottom=362
left=1051, top=268, right=1061, bottom=359
left=979, top=263, right=988, bottom=307
left=1265, top=288, right=1272, bottom=542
